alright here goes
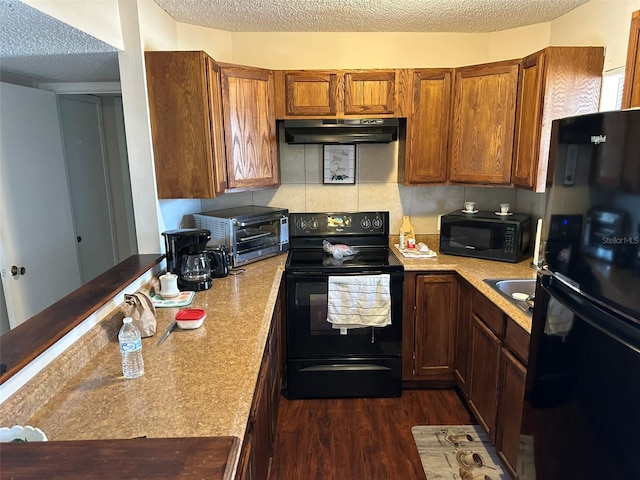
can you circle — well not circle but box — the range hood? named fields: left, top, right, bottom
left=283, top=118, right=399, bottom=144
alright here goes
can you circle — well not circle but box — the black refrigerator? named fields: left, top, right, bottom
left=518, top=109, right=640, bottom=479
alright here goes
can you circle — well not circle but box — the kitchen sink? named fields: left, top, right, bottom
left=483, top=278, right=536, bottom=315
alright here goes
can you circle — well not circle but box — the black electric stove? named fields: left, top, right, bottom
left=285, top=211, right=403, bottom=273
left=284, top=212, right=404, bottom=399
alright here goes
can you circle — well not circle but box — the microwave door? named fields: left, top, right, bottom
left=449, top=225, right=495, bottom=251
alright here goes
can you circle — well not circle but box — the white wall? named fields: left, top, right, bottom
left=550, top=0, right=640, bottom=70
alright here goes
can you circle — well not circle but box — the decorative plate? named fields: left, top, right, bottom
left=0, top=425, right=48, bottom=442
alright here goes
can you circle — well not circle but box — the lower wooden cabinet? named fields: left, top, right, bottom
left=496, top=347, right=527, bottom=478
left=467, top=314, right=501, bottom=443
left=403, top=273, right=457, bottom=384
left=455, top=282, right=528, bottom=460
left=235, top=283, right=283, bottom=480
left=454, top=279, right=472, bottom=395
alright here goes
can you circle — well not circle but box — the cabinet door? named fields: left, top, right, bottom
left=206, top=58, right=229, bottom=194
left=497, top=348, right=527, bottom=478
left=623, top=10, right=640, bottom=109
left=513, top=47, right=603, bottom=191
left=283, top=71, right=338, bottom=116
left=468, top=314, right=501, bottom=443
left=454, top=279, right=472, bottom=396
left=413, top=274, right=457, bottom=381
left=220, top=65, right=279, bottom=190
left=145, top=51, right=223, bottom=199
left=512, top=51, right=545, bottom=189
left=344, top=71, right=396, bottom=115
left=404, top=69, right=452, bottom=184
left=449, top=61, right=519, bottom=184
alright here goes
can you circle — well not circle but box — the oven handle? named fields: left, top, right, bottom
left=299, top=364, right=391, bottom=372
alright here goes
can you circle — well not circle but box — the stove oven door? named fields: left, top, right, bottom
left=285, top=271, right=402, bottom=398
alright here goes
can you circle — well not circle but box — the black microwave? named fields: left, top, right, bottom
left=439, top=211, right=531, bottom=263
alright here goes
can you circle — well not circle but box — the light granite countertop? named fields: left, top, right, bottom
left=392, top=235, right=537, bottom=333
left=24, top=254, right=286, bottom=444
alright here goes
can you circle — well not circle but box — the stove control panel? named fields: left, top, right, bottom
left=290, top=211, right=388, bottom=237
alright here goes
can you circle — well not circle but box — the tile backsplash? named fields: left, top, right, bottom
left=168, top=129, right=545, bottom=234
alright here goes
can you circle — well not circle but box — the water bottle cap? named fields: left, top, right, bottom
left=123, top=317, right=133, bottom=324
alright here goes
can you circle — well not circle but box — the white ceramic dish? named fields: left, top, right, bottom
left=462, top=209, right=478, bottom=214
left=494, top=212, right=514, bottom=216
left=0, top=425, right=47, bottom=442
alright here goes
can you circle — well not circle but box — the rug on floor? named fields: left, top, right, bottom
left=411, top=425, right=510, bottom=480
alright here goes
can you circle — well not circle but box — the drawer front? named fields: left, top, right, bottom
left=505, top=317, right=529, bottom=365
left=472, top=290, right=505, bottom=337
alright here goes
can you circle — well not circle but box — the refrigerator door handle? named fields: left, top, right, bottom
left=552, top=271, right=581, bottom=294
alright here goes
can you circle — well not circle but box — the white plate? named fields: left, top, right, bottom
left=462, top=209, right=478, bottom=214
left=495, top=211, right=513, bottom=216
left=0, top=425, right=47, bottom=442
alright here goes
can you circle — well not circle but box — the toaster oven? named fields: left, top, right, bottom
left=193, top=205, right=289, bottom=267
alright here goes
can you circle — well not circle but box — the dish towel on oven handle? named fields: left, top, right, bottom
left=326, top=274, right=391, bottom=333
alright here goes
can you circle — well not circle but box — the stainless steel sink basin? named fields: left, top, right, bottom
left=483, top=278, right=536, bottom=315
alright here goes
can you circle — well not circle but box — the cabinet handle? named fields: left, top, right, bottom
left=10, top=266, right=26, bottom=276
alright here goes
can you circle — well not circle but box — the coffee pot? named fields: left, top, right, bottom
left=162, top=228, right=213, bottom=291
left=180, top=251, right=212, bottom=285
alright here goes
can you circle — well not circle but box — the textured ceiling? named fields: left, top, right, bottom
left=0, top=0, right=119, bottom=84
left=0, top=0, right=590, bottom=85
left=153, top=0, right=589, bottom=33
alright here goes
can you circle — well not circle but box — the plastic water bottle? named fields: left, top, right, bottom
left=119, top=317, right=144, bottom=379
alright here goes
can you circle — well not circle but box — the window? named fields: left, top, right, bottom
left=599, top=66, right=625, bottom=111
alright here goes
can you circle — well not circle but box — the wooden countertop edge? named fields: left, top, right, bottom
left=0, top=435, right=240, bottom=480
left=0, top=254, right=164, bottom=384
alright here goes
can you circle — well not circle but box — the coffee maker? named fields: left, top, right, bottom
left=162, top=229, right=213, bottom=291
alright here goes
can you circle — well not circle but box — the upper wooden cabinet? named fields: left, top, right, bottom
left=513, top=47, right=604, bottom=191
left=449, top=60, right=520, bottom=185
left=219, top=64, right=279, bottom=190
left=622, top=10, right=640, bottom=109
left=145, top=51, right=227, bottom=199
left=145, top=52, right=278, bottom=198
left=402, top=69, right=453, bottom=184
left=274, top=69, right=405, bottom=118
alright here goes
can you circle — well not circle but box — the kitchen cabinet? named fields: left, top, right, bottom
left=145, top=51, right=227, bottom=198
left=236, top=283, right=283, bottom=480
left=622, top=10, right=640, bottom=109
left=220, top=64, right=279, bottom=190
left=401, top=69, right=453, bottom=184
left=454, top=278, right=472, bottom=396
left=274, top=69, right=407, bottom=118
left=145, top=52, right=279, bottom=198
left=466, top=290, right=505, bottom=444
left=513, top=47, right=604, bottom=191
left=455, top=283, right=529, bottom=471
left=449, top=60, right=519, bottom=185
left=402, top=272, right=458, bottom=384
left=496, top=347, right=527, bottom=478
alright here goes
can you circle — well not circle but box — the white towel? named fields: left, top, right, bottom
left=327, top=274, right=391, bottom=331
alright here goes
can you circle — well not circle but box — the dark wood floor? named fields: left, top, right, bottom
left=269, top=389, right=475, bottom=480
